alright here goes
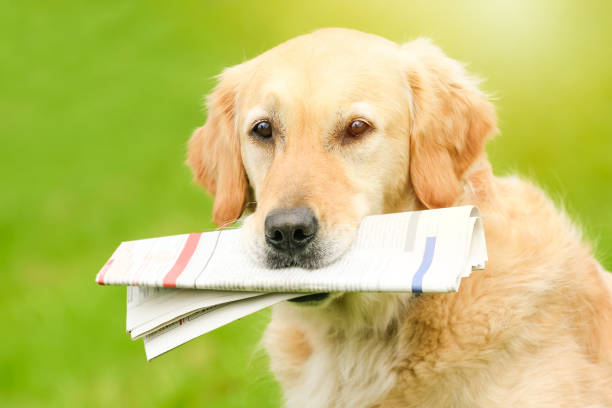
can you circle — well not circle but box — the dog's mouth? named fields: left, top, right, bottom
left=265, top=239, right=327, bottom=269
left=288, top=293, right=330, bottom=304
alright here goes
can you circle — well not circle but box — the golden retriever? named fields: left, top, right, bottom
left=187, top=28, right=612, bottom=408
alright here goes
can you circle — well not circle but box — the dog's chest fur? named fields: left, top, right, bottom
left=265, top=301, right=404, bottom=408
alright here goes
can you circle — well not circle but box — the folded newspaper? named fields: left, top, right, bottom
left=97, top=206, right=487, bottom=359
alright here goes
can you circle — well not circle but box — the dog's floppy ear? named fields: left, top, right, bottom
left=187, top=67, right=248, bottom=226
left=402, top=39, right=497, bottom=208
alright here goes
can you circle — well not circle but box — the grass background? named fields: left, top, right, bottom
left=1, top=0, right=611, bottom=406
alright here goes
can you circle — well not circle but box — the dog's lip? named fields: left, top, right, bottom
left=288, top=293, right=330, bottom=303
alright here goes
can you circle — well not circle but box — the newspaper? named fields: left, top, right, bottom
left=128, top=288, right=298, bottom=359
left=97, top=206, right=487, bottom=359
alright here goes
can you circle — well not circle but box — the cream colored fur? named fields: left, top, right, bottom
left=187, top=28, right=612, bottom=407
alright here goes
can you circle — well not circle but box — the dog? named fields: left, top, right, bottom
left=187, top=28, right=612, bottom=408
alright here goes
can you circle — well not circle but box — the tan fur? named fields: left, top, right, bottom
left=403, top=39, right=498, bottom=208
left=187, top=67, right=249, bottom=226
left=188, top=28, right=612, bottom=407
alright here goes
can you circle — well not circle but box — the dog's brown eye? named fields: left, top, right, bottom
left=347, top=120, right=370, bottom=137
left=252, top=121, right=272, bottom=138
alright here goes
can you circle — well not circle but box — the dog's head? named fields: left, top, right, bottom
left=188, top=28, right=496, bottom=273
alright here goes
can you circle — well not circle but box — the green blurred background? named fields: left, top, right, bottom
left=1, top=0, right=611, bottom=406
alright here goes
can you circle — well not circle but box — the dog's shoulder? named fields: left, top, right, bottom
left=385, top=172, right=612, bottom=406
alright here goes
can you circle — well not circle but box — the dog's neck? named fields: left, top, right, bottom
left=277, top=292, right=415, bottom=339
left=270, top=294, right=412, bottom=408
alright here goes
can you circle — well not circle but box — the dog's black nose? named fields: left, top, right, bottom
left=265, top=207, right=318, bottom=252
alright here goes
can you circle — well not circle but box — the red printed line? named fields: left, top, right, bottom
left=97, top=259, right=114, bottom=285
left=162, top=233, right=202, bottom=288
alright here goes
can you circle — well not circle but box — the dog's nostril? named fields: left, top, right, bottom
left=270, top=230, right=284, bottom=243
left=293, top=228, right=306, bottom=241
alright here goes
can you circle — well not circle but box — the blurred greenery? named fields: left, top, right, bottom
left=1, top=0, right=611, bottom=406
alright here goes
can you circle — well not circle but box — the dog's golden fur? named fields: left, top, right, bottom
left=187, top=28, right=612, bottom=407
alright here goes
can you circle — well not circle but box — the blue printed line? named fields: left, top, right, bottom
left=411, top=236, right=437, bottom=293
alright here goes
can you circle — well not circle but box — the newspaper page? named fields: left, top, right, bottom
left=126, top=286, right=268, bottom=339
left=141, top=292, right=298, bottom=360
left=97, top=206, right=486, bottom=294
